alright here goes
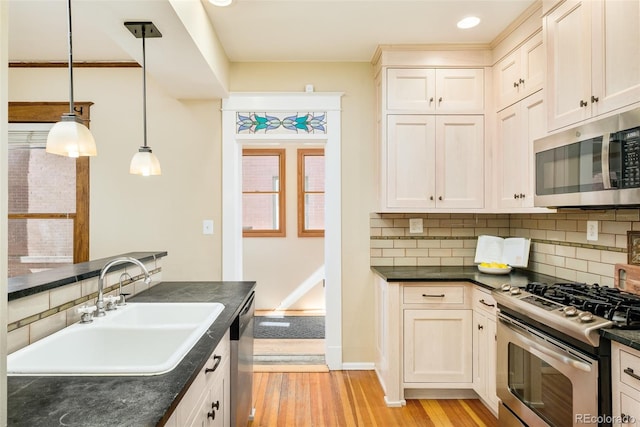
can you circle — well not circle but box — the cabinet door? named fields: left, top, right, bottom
left=591, top=0, right=640, bottom=116
left=519, top=31, right=545, bottom=101
left=495, top=50, right=521, bottom=111
left=496, top=103, right=526, bottom=209
left=386, top=115, right=436, bottom=209
left=485, top=317, right=499, bottom=413
left=496, top=91, right=545, bottom=210
left=435, top=115, right=484, bottom=209
left=545, top=0, right=592, bottom=130
left=387, top=69, right=436, bottom=112
left=403, top=309, right=472, bottom=383
left=472, top=310, right=488, bottom=397
left=435, top=69, right=484, bottom=114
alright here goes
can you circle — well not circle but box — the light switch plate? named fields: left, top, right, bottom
left=203, top=220, right=214, bottom=235
left=409, top=218, right=423, bottom=234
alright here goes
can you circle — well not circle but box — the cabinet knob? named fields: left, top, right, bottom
left=438, top=196, right=443, bottom=201
left=429, top=196, right=434, bottom=201
left=514, top=193, right=519, bottom=199
left=591, top=95, right=599, bottom=103
left=519, top=78, right=525, bottom=84
left=520, top=193, right=525, bottom=198
left=513, top=82, right=519, bottom=88
left=429, top=97, right=434, bottom=103
left=580, top=100, right=588, bottom=107
left=207, top=401, right=220, bottom=420
left=477, top=324, right=484, bottom=330
left=438, top=97, right=443, bottom=103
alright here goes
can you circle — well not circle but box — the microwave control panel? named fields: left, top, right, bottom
left=617, top=126, right=640, bottom=188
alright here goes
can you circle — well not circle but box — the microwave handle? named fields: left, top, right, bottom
left=602, top=132, right=612, bottom=189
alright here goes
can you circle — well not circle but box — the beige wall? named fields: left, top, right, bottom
left=231, top=62, right=377, bottom=362
left=9, top=61, right=379, bottom=364
left=9, top=68, right=223, bottom=282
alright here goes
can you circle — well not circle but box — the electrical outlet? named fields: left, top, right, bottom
left=586, top=220, right=598, bottom=241
left=409, top=218, right=423, bottom=234
left=203, top=220, right=214, bottom=235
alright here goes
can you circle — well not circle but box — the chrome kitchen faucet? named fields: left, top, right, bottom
left=95, top=257, right=151, bottom=317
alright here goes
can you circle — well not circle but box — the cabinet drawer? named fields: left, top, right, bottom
left=403, top=284, right=466, bottom=305
left=472, top=288, right=497, bottom=316
left=620, top=391, right=640, bottom=425
left=620, top=348, right=640, bottom=392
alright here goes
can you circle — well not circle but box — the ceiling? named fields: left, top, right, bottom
left=7, top=0, right=536, bottom=97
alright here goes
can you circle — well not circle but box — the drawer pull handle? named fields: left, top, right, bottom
left=479, top=299, right=495, bottom=308
left=624, top=367, right=640, bottom=381
left=422, top=294, right=445, bottom=298
left=205, top=355, right=222, bottom=373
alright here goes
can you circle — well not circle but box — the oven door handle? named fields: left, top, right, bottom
left=500, top=317, right=593, bottom=373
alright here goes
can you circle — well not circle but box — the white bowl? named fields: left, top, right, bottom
left=478, top=265, right=512, bottom=275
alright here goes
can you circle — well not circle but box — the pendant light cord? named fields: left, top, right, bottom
left=66, top=0, right=75, bottom=115
left=142, top=27, right=148, bottom=149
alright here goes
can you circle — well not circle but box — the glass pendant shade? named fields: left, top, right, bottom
left=130, top=147, right=161, bottom=176
left=46, top=114, right=97, bottom=158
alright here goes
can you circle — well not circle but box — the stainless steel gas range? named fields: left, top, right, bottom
left=492, top=282, right=640, bottom=427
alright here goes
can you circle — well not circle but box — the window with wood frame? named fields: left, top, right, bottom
left=8, top=102, right=91, bottom=277
left=298, top=148, right=325, bottom=237
left=242, top=148, right=286, bottom=237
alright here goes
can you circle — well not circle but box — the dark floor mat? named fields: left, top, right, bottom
left=254, top=316, right=325, bottom=339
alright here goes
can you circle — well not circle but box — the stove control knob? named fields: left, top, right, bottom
left=562, top=306, right=578, bottom=317
left=510, top=287, right=522, bottom=296
left=501, top=283, right=512, bottom=292
left=578, top=312, right=594, bottom=323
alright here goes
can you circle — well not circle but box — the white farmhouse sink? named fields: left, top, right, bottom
left=7, top=302, right=225, bottom=376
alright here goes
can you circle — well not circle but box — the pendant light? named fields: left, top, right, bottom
left=46, top=0, right=97, bottom=158
left=125, top=21, right=162, bottom=176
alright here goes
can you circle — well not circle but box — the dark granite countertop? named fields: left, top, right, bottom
left=371, top=265, right=640, bottom=352
left=8, top=251, right=168, bottom=301
left=7, top=281, right=256, bottom=427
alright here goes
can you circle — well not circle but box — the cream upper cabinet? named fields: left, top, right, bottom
left=495, top=91, right=546, bottom=210
left=385, top=115, right=484, bottom=210
left=545, top=0, right=640, bottom=131
left=387, top=68, right=484, bottom=114
left=495, top=31, right=545, bottom=111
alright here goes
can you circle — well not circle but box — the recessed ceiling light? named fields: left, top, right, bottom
left=209, top=0, right=233, bottom=6
left=457, top=16, right=481, bottom=29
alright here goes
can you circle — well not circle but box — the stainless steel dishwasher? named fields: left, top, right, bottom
left=231, top=291, right=255, bottom=427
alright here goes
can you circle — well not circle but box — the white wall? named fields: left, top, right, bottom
left=243, top=144, right=325, bottom=311
left=8, top=68, right=223, bottom=282
left=1, top=2, right=9, bottom=424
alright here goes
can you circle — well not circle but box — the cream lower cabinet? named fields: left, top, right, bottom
left=374, top=279, right=475, bottom=406
left=612, top=341, right=640, bottom=426
left=165, top=330, right=231, bottom=427
left=471, top=288, right=498, bottom=415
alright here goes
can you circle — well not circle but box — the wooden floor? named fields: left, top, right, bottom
left=249, top=370, right=498, bottom=427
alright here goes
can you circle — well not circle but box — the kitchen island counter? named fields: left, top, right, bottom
left=7, top=281, right=255, bottom=427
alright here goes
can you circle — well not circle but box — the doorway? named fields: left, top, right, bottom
left=221, top=92, right=343, bottom=370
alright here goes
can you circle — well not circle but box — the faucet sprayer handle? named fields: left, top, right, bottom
left=117, top=293, right=130, bottom=306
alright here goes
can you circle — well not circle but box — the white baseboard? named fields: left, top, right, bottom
left=340, top=362, right=375, bottom=370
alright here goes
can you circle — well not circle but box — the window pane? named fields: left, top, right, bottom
left=304, top=194, right=325, bottom=230
left=8, top=148, right=76, bottom=214
left=8, top=218, right=74, bottom=277
left=243, top=155, right=280, bottom=192
left=243, top=194, right=280, bottom=231
left=304, top=155, right=325, bottom=192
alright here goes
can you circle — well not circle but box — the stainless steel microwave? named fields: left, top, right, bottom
left=534, top=108, right=640, bottom=208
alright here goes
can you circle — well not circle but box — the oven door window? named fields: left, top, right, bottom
left=508, top=343, right=573, bottom=427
